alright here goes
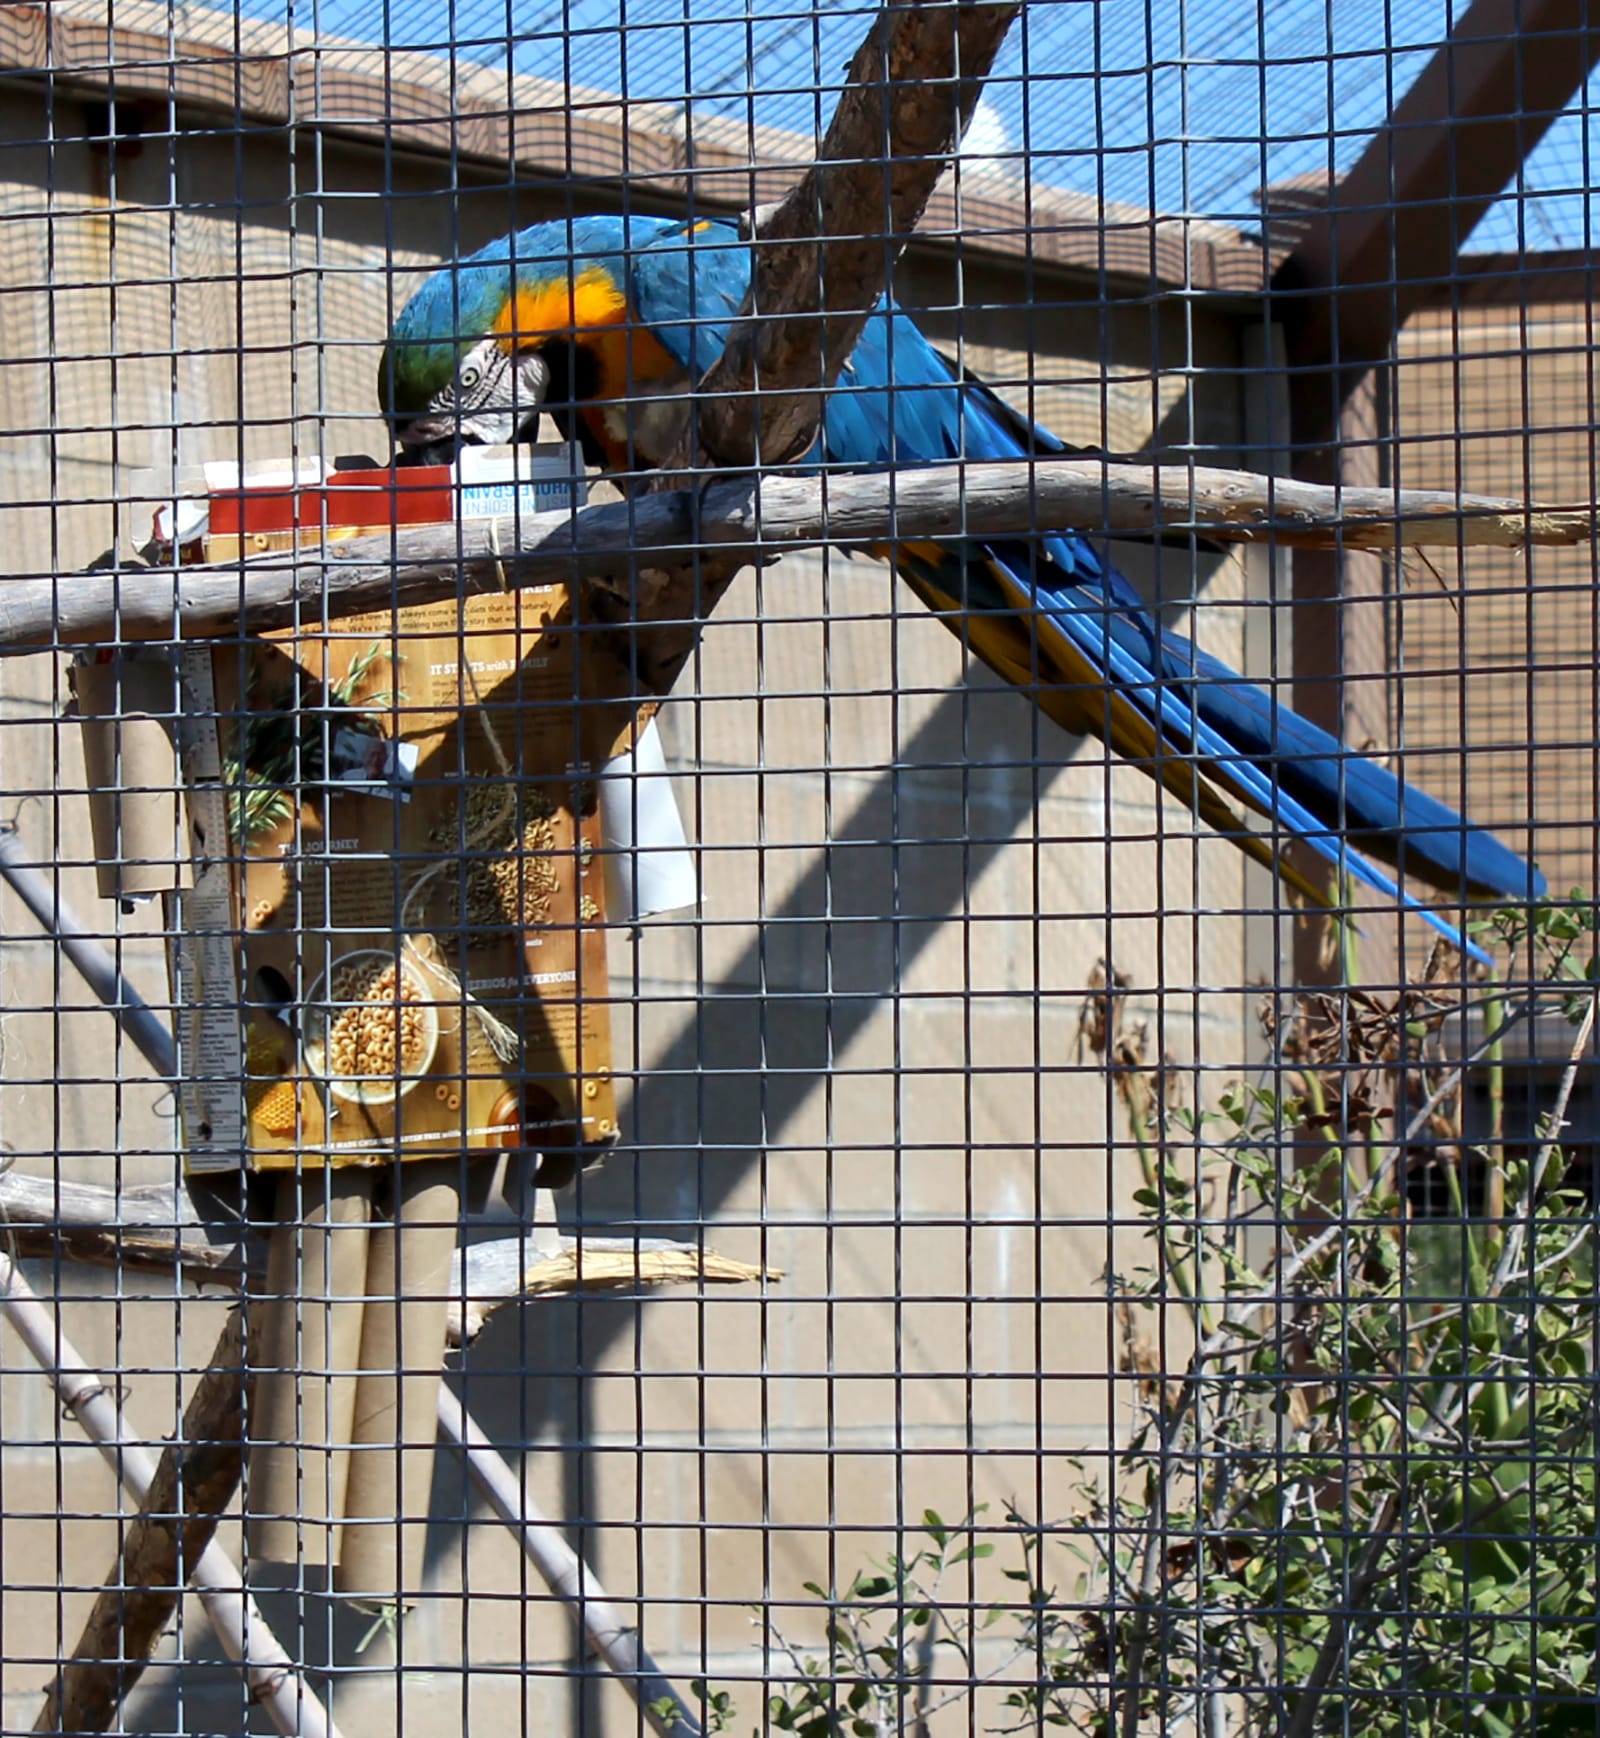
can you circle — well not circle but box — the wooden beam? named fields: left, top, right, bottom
left=0, top=1, right=1263, bottom=295
left=1270, top=0, right=1599, bottom=977
left=1414, top=247, right=1600, bottom=308
left=1276, top=0, right=1600, bottom=439
left=673, top=1, right=1023, bottom=471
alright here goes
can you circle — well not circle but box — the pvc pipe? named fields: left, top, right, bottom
left=437, top=1386, right=704, bottom=1738
left=0, top=828, right=177, bottom=1077
left=0, top=1248, right=343, bottom=1738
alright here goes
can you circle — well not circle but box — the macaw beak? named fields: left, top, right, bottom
left=391, top=405, right=547, bottom=467
left=393, top=422, right=465, bottom=468
left=391, top=411, right=502, bottom=468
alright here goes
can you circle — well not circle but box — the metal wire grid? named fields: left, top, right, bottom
left=0, top=1, right=1594, bottom=1735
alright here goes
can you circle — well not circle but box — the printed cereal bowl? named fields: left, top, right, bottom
left=301, top=950, right=441, bottom=1107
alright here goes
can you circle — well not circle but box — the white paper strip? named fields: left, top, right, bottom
left=597, top=718, right=697, bottom=920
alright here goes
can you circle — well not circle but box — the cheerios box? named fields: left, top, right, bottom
left=171, top=446, right=631, bottom=1174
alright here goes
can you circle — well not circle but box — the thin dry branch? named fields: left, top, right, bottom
left=0, top=1171, right=770, bottom=1343
left=0, top=459, right=1583, bottom=653
left=0, top=1172, right=241, bottom=1277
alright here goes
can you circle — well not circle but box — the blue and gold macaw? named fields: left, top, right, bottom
left=380, top=214, right=1545, bottom=958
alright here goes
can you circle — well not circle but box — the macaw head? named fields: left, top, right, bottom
left=382, top=333, right=552, bottom=464
left=379, top=218, right=669, bottom=466
left=380, top=215, right=744, bottom=470
left=378, top=252, right=557, bottom=464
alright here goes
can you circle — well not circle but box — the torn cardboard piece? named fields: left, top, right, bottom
left=598, top=716, right=698, bottom=920
left=72, top=652, right=188, bottom=902
left=171, top=447, right=626, bottom=1175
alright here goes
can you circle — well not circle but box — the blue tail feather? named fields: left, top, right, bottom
left=997, top=549, right=1504, bottom=966
left=821, top=305, right=1545, bottom=947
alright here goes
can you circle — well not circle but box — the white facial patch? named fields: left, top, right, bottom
left=408, top=338, right=551, bottom=449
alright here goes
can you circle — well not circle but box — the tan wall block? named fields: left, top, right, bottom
left=323, top=1663, right=575, bottom=1735
left=0, top=1452, right=128, bottom=1704
left=122, top=1631, right=593, bottom=1736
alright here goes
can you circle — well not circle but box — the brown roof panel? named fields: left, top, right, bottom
left=0, top=0, right=1267, bottom=295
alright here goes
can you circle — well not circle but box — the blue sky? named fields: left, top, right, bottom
left=245, top=0, right=1596, bottom=252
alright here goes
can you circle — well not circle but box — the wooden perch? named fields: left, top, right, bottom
left=36, top=1305, right=255, bottom=1736
left=5, top=1177, right=767, bottom=1734
left=0, top=1168, right=769, bottom=1341
left=0, top=1172, right=242, bottom=1277
left=27, top=1236, right=760, bottom=1738
left=624, top=0, right=1020, bottom=692
left=0, top=459, right=1585, bottom=654
left=0, top=1252, right=343, bottom=1738
left=682, top=0, right=1024, bottom=470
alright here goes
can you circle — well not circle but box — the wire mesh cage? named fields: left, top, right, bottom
left=0, top=1, right=1597, bottom=1734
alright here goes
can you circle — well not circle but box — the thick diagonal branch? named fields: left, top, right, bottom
left=681, top=0, right=1021, bottom=471
left=36, top=1306, right=255, bottom=1736
left=618, top=0, right=1021, bottom=693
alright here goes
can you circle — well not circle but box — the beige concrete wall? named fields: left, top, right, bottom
left=0, top=87, right=1265, bottom=1734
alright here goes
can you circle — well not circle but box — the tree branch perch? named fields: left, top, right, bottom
left=34, top=1305, right=257, bottom=1736
left=0, top=459, right=1584, bottom=653
left=0, top=1167, right=769, bottom=1339
left=681, top=0, right=1024, bottom=470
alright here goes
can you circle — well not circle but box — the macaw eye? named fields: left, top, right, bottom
left=459, top=363, right=482, bottom=393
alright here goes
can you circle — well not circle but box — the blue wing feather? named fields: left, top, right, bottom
left=822, top=297, right=1545, bottom=925
left=510, top=214, right=1545, bottom=941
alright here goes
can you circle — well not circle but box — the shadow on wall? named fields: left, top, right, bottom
left=444, top=537, right=1240, bottom=1489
